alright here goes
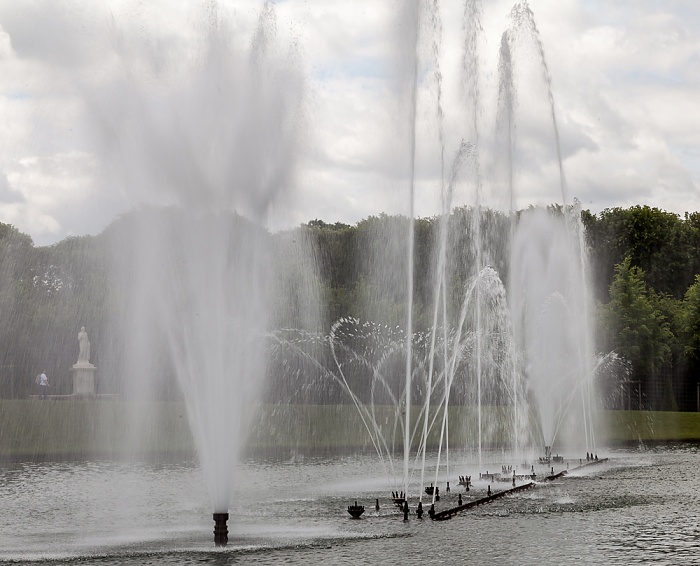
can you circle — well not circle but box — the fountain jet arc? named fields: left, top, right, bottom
left=288, top=0, right=596, bottom=488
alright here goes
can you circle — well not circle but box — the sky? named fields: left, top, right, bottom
left=0, top=0, right=699, bottom=246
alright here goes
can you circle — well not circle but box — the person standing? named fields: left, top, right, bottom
left=37, top=370, right=49, bottom=400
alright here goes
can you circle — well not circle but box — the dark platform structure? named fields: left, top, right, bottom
left=347, top=501, right=365, bottom=519
left=569, top=457, right=609, bottom=473
left=543, top=469, right=567, bottom=481
left=392, top=493, right=406, bottom=507
left=213, top=512, right=229, bottom=546
left=431, top=481, right=536, bottom=521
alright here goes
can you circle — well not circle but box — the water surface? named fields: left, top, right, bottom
left=1, top=445, right=697, bottom=564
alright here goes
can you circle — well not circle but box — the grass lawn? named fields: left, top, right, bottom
left=1, top=400, right=699, bottom=460
left=0, top=399, right=193, bottom=459
left=604, top=410, right=700, bottom=444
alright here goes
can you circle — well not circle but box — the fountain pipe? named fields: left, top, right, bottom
left=213, top=512, right=229, bottom=547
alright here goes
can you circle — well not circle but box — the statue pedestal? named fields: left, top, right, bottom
left=72, top=363, right=96, bottom=397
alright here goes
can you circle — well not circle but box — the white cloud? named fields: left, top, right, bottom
left=0, top=0, right=698, bottom=245
left=0, top=170, right=23, bottom=204
left=2, top=151, right=130, bottom=244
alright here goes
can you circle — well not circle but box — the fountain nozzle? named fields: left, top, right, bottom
left=213, top=512, right=229, bottom=547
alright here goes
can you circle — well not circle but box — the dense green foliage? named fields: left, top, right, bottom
left=0, top=205, right=698, bottom=412
left=0, top=228, right=111, bottom=399
left=584, top=207, right=700, bottom=411
left=582, top=206, right=700, bottom=301
left=598, top=258, right=675, bottom=410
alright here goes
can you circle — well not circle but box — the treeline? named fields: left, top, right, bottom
left=583, top=207, right=700, bottom=411
left=0, top=205, right=698, bottom=411
left=302, top=206, right=700, bottom=411
left=0, top=223, right=109, bottom=399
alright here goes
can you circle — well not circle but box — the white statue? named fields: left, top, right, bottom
left=78, top=326, right=90, bottom=364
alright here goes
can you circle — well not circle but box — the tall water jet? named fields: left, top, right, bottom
left=509, top=206, right=595, bottom=453
left=407, top=0, right=598, bottom=465
left=508, top=0, right=568, bottom=202
left=497, top=1, right=597, bottom=454
left=420, top=141, right=473, bottom=500
left=84, top=2, right=317, bottom=543
left=390, top=0, right=422, bottom=498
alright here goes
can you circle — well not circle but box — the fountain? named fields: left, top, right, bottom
left=270, top=0, right=599, bottom=502
left=77, top=0, right=598, bottom=527
left=386, top=0, right=599, bottom=477
left=0, top=0, right=604, bottom=555
left=85, top=2, right=320, bottom=544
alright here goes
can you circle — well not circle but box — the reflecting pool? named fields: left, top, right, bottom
left=1, top=445, right=698, bottom=564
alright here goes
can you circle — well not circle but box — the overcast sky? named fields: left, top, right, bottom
left=1, top=0, right=699, bottom=246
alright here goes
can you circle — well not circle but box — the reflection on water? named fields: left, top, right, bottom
left=0, top=445, right=698, bottom=564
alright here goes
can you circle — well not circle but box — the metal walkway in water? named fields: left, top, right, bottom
left=568, top=457, right=609, bottom=473
left=431, top=457, right=610, bottom=521
left=431, top=481, right=536, bottom=521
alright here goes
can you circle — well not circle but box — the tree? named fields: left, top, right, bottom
left=683, top=275, right=700, bottom=374
left=0, top=223, right=36, bottom=398
left=650, top=291, right=682, bottom=411
left=584, top=206, right=696, bottom=301
left=599, top=257, right=674, bottom=409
